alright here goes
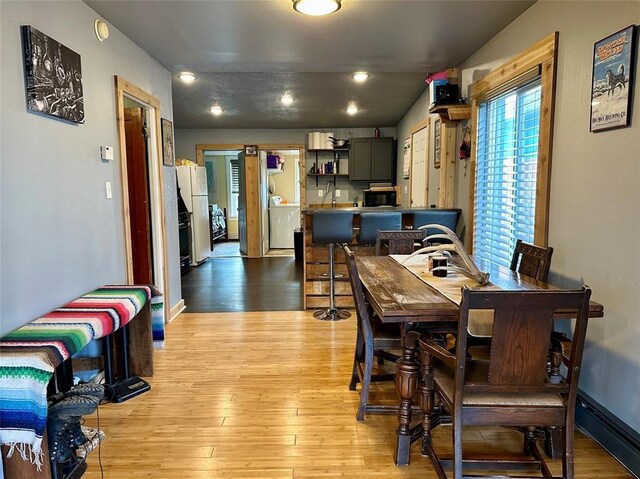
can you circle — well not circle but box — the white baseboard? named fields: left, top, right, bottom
left=169, top=299, right=186, bottom=323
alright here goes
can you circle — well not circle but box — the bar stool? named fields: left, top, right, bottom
left=359, top=212, right=402, bottom=245
left=312, top=211, right=354, bottom=321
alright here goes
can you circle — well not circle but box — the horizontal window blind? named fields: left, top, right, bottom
left=473, top=79, right=542, bottom=269
left=229, top=159, right=240, bottom=218
left=230, top=160, right=240, bottom=194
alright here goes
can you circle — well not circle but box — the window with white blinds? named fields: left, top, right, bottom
left=228, top=159, right=240, bottom=218
left=473, top=79, right=542, bottom=269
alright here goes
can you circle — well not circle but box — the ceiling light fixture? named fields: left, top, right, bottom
left=280, top=94, right=294, bottom=106
left=178, top=72, right=197, bottom=83
left=293, top=0, right=341, bottom=16
left=351, top=72, right=370, bottom=83
left=346, top=103, right=359, bottom=115
left=209, top=105, right=223, bottom=116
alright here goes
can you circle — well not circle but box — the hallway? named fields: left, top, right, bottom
left=181, top=256, right=304, bottom=312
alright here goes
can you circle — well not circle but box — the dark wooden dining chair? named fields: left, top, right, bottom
left=510, top=239, right=554, bottom=281
left=375, top=229, right=426, bottom=256
left=416, top=286, right=592, bottom=479
left=344, top=245, right=401, bottom=421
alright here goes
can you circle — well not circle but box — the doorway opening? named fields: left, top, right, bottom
left=115, top=77, right=170, bottom=322
left=258, top=148, right=302, bottom=257
left=123, top=97, right=153, bottom=283
left=202, top=149, right=243, bottom=258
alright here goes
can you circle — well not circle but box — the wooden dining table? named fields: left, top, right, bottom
left=355, top=255, right=604, bottom=467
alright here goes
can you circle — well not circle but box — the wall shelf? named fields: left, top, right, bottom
left=429, top=103, right=471, bottom=122
left=308, top=148, right=349, bottom=186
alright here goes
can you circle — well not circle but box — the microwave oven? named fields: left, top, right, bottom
left=363, top=189, right=397, bottom=207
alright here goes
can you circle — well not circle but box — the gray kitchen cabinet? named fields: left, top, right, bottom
left=372, top=138, right=393, bottom=181
left=349, top=137, right=394, bottom=182
left=349, top=139, right=372, bottom=181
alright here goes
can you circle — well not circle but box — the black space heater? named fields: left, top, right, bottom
left=102, top=324, right=150, bottom=403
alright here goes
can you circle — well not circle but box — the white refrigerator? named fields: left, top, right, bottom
left=177, top=165, right=210, bottom=264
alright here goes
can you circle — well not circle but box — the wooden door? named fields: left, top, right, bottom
left=349, top=139, right=371, bottom=181
left=410, top=126, right=428, bottom=207
left=237, top=151, right=247, bottom=255
left=124, top=107, right=153, bottom=284
left=371, top=138, right=393, bottom=181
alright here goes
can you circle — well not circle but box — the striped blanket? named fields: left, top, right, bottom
left=0, top=285, right=152, bottom=468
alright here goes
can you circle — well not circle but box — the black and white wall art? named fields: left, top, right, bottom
left=21, top=25, right=85, bottom=123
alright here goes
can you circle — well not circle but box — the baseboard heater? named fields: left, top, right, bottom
left=576, top=391, right=640, bottom=477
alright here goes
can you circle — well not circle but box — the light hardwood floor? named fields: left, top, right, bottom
left=85, top=311, right=631, bottom=478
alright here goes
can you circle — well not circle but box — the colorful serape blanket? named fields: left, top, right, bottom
left=0, top=285, right=152, bottom=468
left=151, top=295, right=165, bottom=349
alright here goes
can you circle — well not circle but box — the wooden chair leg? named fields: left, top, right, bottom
left=356, top=341, right=374, bottom=421
left=349, top=328, right=363, bottom=391
left=452, top=413, right=463, bottom=479
left=563, top=423, right=574, bottom=479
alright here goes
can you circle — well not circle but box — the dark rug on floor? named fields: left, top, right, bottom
left=181, top=256, right=304, bottom=312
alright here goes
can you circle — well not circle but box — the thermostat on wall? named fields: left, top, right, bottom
left=101, top=146, right=114, bottom=161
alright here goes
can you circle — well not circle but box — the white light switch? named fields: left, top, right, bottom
left=404, top=185, right=408, bottom=194
left=105, top=181, right=113, bottom=199
left=335, top=189, right=341, bottom=197
left=318, top=190, right=323, bottom=198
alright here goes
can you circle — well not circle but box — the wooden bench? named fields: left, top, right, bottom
left=0, top=285, right=159, bottom=478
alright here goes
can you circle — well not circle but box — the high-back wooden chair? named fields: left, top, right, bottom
left=510, top=239, right=554, bottom=281
left=375, top=229, right=426, bottom=256
left=417, top=287, right=592, bottom=479
left=344, top=245, right=401, bottom=420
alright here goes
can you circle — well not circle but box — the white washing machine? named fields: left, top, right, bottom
left=269, top=204, right=301, bottom=249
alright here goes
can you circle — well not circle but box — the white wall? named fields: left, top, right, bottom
left=446, top=0, right=640, bottom=431
left=0, top=1, right=181, bottom=334
left=175, top=127, right=396, bottom=207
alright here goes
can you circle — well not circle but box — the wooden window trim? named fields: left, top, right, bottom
left=467, top=32, right=558, bottom=253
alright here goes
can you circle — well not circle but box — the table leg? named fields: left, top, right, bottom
left=394, top=331, right=420, bottom=466
left=418, top=340, right=435, bottom=456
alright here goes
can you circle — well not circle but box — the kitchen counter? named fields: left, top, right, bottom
left=302, top=206, right=460, bottom=214
left=301, top=207, right=461, bottom=310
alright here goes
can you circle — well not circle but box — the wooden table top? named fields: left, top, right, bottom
left=356, top=255, right=604, bottom=324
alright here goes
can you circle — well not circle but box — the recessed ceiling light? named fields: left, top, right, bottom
left=209, top=105, right=223, bottom=116
left=280, top=94, right=294, bottom=106
left=293, top=0, right=341, bottom=16
left=178, top=72, right=197, bottom=83
left=352, top=72, right=370, bottom=83
left=346, top=103, right=359, bottom=115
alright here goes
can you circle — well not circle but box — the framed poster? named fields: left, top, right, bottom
left=433, top=118, right=441, bottom=169
left=161, top=118, right=175, bottom=166
left=21, top=25, right=84, bottom=123
left=590, top=25, right=637, bottom=132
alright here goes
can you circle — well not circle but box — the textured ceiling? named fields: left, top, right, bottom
left=86, top=0, right=535, bottom=128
